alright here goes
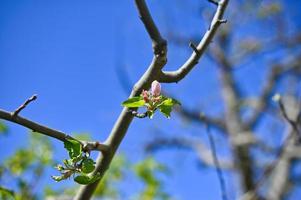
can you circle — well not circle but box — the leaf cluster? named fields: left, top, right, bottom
left=52, top=139, right=100, bottom=185
left=122, top=95, right=181, bottom=119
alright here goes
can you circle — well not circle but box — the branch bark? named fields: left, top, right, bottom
left=0, top=109, right=108, bottom=153
left=75, top=1, right=229, bottom=199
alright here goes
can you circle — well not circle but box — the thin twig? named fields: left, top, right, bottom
left=278, top=98, right=301, bottom=140
left=12, top=94, right=37, bottom=116
left=202, top=114, right=228, bottom=200
left=159, top=0, right=229, bottom=83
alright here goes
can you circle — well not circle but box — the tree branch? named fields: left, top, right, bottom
left=176, top=106, right=226, bottom=133
left=159, top=0, right=229, bottom=83
left=0, top=109, right=108, bottom=153
left=146, top=137, right=233, bottom=170
left=246, top=58, right=301, bottom=129
left=12, top=94, right=37, bottom=116
left=134, top=0, right=167, bottom=55
left=74, top=1, right=169, bottom=199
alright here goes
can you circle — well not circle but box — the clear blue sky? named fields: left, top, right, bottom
left=1, top=0, right=301, bottom=199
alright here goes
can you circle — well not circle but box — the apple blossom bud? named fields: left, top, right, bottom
left=141, top=90, right=149, bottom=102
left=151, top=80, right=161, bottom=97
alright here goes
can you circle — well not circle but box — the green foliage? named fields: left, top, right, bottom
left=52, top=139, right=100, bottom=185
left=122, top=95, right=180, bottom=119
left=74, top=173, right=101, bottom=185
left=122, top=96, right=145, bottom=108
left=0, top=133, right=54, bottom=200
left=0, top=186, right=15, bottom=200
left=0, top=121, right=8, bottom=135
left=64, top=138, right=82, bottom=159
left=133, top=157, right=170, bottom=200
left=94, top=154, right=128, bottom=198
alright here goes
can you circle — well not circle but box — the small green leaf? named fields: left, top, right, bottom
left=81, top=158, right=95, bottom=173
left=74, top=173, right=101, bottom=185
left=161, top=98, right=181, bottom=107
left=64, top=139, right=82, bottom=159
left=54, top=164, right=64, bottom=171
left=122, top=97, right=145, bottom=108
left=0, top=122, right=8, bottom=135
left=51, top=175, right=65, bottom=182
left=159, top=105, right=172, bottom=118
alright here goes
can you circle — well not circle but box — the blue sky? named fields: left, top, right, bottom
left=1, top=0, right=301, bottom=199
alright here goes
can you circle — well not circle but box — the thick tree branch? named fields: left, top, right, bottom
left=210, top=33, right=256, bottom=194
left=159, top=0, right=229, bottom=83
left=74, top=1, right=169, bottom=199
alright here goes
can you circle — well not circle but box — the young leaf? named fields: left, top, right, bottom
left=74, top=173, right=101, bottom=185
left=81, top=158, right=95, bottom=173
left=159, top=105, right=172, bottom=118
left=51, top=175, right=65, bottom=182
left=122, top=97, right=145, bottom=108
left=64, top=139, right=82, bottom=159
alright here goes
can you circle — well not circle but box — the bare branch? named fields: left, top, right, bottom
left=176, top=106, right=226, bottom=133
left=12, top=94, right=37, bottom=116
left=0, top=109, right=108, bottom=153
left=146, top=137, right=233, bottom=170
left=246, top=58, right=301, bottom=129
left=134, top=0, right=167, bottom=54
left=159, top=0, right=229, bottom=83
left=244, top=97, right=300, bottom=199
left=204, top=120, right=228, bottom=200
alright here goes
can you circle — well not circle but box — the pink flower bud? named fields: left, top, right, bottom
left=141, top=90, right=149, bottom=102
left=151, top=80, right=161, bottom=97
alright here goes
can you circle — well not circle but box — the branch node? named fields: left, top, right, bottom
left=217, top=19, right=227, bottom=24
left=128, top=110, right=148, bottom=118
left=12, top=94, right=38, bottom=117
left=208, top=0, right=219, bottom=6
left=189, top=42, right=200, bottom=55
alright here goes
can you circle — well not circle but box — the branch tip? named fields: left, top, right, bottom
left=12, top=94, right=38, bottom=116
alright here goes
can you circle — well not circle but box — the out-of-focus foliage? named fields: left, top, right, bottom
left=132, top=157, right=170, bottom=200
left=0, top=125, right=170, bottom=200
left=0, top=132, right=53, bottom=200
left=0, top=121, right=8, bottom=135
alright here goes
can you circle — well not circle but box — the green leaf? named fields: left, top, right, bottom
left=0, top=121, right=8, bottom=135
left=159, top=105, right=172, bottom=118
left=122, top=97, right=145, bottom=108
left=161, top=98, right=181, bottom=107
left=74, top=173, right=101, bottom=185
left=81, top=158, right=95, bottom=173
left=64, top=139, right=82, bottom=159
left=51, top=175, right=65, bottom=182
